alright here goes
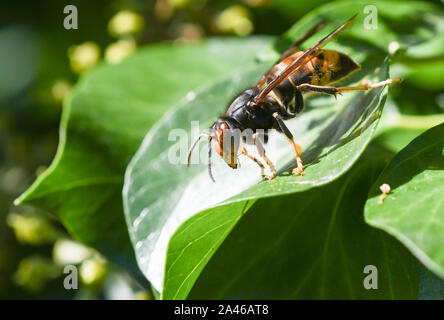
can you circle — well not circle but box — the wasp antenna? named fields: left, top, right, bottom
left=187, top=133, right=208, bottom=167
left=207, top=137, right=215, bottom=183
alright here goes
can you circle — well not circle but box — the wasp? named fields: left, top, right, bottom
left=187, top=14, right=400, bottom=181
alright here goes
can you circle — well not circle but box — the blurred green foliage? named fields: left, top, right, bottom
left=0, top=0, right=443, bottom=299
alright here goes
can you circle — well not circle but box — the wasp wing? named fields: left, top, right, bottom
left=251, top=14, right=357, bottom=106
left=280, top=18, right=331, bottom=61
left=255, top=18, right=330, bottom=88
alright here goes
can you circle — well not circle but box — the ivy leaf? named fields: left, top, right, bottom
left=373, top=99, right=444, bottom=153
left=365, top=123, right=444, bottom=280
left=186, top=145, right=444, bottom=299
left=124, top=20, right=393, bottom=296
left=14, top=37, right=272, bottom=270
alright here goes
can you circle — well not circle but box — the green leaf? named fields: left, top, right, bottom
left=15, top=37, right=273, bottom=270
left=124, top=11, right=394, bottom=296
left=365, top=123, right=444, bottom=280
left=186, top=146, right=444, bottom=299
left=374, top=99, right=444, bottom=153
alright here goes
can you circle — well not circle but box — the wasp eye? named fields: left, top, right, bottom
left=218, top=121, right=229, bottom=131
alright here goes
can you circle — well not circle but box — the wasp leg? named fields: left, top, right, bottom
left=240, top=146, right=266, bottom=179
left=289, top=88, right=304, bottom=115
left=253, top=133, right=276, bottom=180
left=272, top=112, right=304, bottom=176
left=296, top=78, right=402, bottom=97
left=335, top=78, right=402, bottom=93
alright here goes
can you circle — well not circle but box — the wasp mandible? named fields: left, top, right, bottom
left=187, top=14, right=400, bottom=182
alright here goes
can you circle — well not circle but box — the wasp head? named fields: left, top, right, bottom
left=210, top=117, right=241, bottom=169
left=186, top=117, right=241, bottom=182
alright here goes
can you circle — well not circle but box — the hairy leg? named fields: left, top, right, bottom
left=296, top=78, right=402, bottom=97
left=272, top=112, right=304, bottom=175
left=253, top=133, right=276, bottom=180
left=240, top=145, right=266, bottom=179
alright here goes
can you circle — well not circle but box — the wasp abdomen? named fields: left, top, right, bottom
left=268, top=49, right=360, bottom=91
left=309, top=50, right=360, bottom=85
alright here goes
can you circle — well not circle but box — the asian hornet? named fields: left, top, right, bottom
left=187, top=14, right=400, bottom=181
